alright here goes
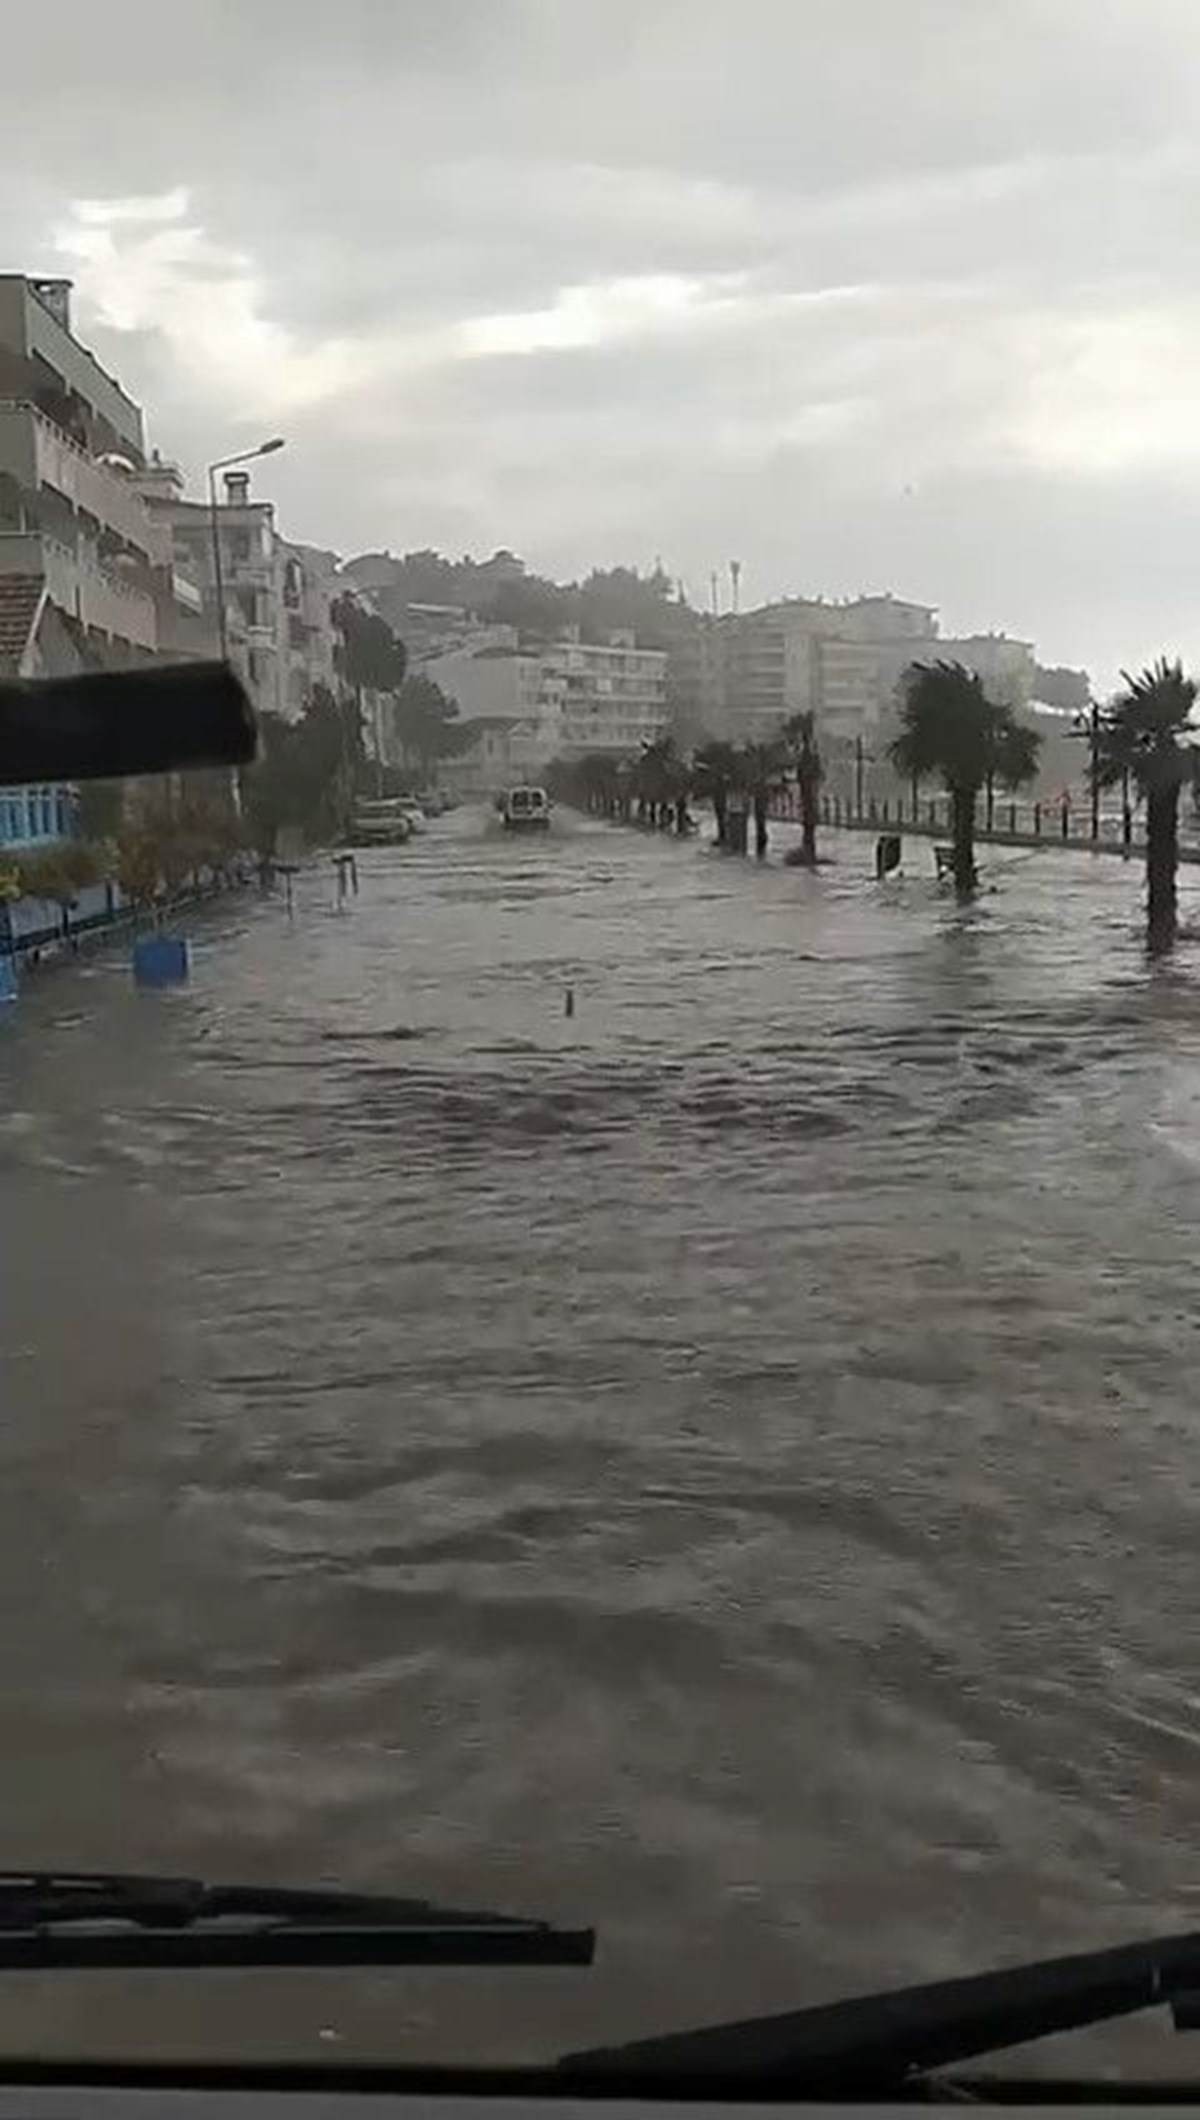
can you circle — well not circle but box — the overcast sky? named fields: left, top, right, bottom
left=4, top=0, right=1200, bottom=683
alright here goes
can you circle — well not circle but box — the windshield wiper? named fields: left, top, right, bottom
left=560, top=1926, right=1200, bottom=2093
left=0, top=1872, right=594, bottom=1970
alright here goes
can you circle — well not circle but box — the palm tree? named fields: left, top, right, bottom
left=739, top=739, right=788, bottom=858
left=781, top=711, right=823, bottom=868
left=572, top=751, right=622, bottom=818
left=636, top=736, right=685, bottom=829
left=890, top=661, right=1040, bottom=899
left=691, top=739, right=740, bottom=846
left=1094, top=657, right=1200, bottom=952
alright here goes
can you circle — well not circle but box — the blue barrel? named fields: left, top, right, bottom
left=132, top=935, right=191, bottom=987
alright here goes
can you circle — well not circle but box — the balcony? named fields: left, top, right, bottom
left=0, top=400, right=152, bottom=557
left=41, top=535, right=157, bottom=650
left=22, top=284, right=145, bottom=457
left=0, top=529, right=157, bottom=650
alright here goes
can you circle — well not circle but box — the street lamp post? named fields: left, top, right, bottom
left=1069, top=699, right=1102, bottom=844
left=206, top=438, right=286, bottom=664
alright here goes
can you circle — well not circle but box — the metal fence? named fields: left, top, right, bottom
left=768, top=788, right=1200, bottom=861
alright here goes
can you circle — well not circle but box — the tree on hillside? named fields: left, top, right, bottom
left=1034, top=663, right=1091, bottom=713
left=335, top=546, right=696, bottom=650
left=780, top=710, right=823, bottom=868
left=890, top=661, right=1040, bottom=899
left=490, top=573, right=576, bottom=638
left=1094, top=657, right=1200, bottom=952
left=578, top=565, right=691, bottom=650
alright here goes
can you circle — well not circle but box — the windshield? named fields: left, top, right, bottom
left=0, top=0, right=1196, bottom=2085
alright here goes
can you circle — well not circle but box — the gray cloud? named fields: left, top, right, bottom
left=4, top=0, right=1200, bottom=680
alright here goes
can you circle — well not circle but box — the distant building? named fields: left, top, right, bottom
left=139, top=458, right=345, bottom=728
left=671, top=594, right=939, bottom=744
left=137, top=457, right=281, bottom=723
left=671, top=592, right=1048, bottom=748
left=552, top=629, right=668, bottom=755
left=280, top=539, right=340, bottom=717
left=442, top=716, right=553, bottom=798
left=939, top=632, right=1036, bottom=708
left=423, top=626, right=668, bottom=789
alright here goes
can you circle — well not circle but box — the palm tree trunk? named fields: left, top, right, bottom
left=1146, top=784, right=1179, bottom=952
left=798, top=771, right=818, bottom=868
left=753, top=791, right=768, bottom=858
left=951, top=786, right=977, bottom=899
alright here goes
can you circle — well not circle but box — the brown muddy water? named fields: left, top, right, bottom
left=0, top=808, right=1198, bottom=2072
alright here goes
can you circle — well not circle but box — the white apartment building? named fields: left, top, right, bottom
left=683, top=594, right=939, bottom=743
left=551, top=630, right=667, bottom=755
left=0, top=275, right=172, bottom=664
left=939, top=631, right=1036, bottom=708
left=280, top=539, right=340, bottom=717
left=672, top=594, right=1045, bottom=745
left=423, top=626, right=667, bottom=789
left=137, top=459, right=341, bottom=727
left=138, top=457, right=284, bottom=724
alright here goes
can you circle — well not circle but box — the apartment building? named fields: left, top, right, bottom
left=0, top=275, right=162, bottom=665
left=416, top=631, right=557, bottom=790
left=551, top=630, right=667, bottom=755
left=677, top=594, right=941, bottom=744
left=136, top=455, right=339, bottom=728
left=672, top=592, right=1048, bottom=749
left=0, top=574, right=81, bottom=851
left=939, top=631, right=1036, bottom=708
left=426, top=626, right=667, bottom=787
left=0, top=276, right=215, bottom=849
left=137, top=457, right=284, bottom=724
left=280, top=540, right=340, bottom=717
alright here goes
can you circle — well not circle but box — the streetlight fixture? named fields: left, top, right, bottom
left=206, top=438, right=286, bottom=663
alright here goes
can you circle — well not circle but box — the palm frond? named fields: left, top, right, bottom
left=889, top=660, right=1039, bottom=796
left=1094, top=657, right=1200, bottom=795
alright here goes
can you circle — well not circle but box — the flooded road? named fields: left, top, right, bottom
left=1, top=808, right=1199, bottom=2068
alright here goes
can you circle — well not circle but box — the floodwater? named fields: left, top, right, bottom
left=1, top=809, right=1199, bottom=2071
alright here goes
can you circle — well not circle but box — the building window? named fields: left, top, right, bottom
left=226, top=529, right=251, bottom=563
